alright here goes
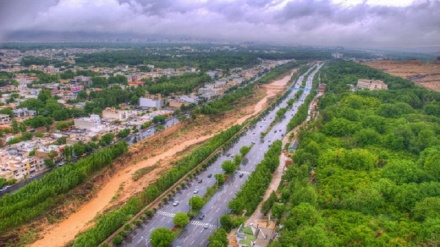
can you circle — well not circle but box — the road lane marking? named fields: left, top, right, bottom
left=156, top=210, right=176, bottom=218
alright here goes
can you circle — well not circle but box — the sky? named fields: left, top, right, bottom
left=0, top=0, right=439, bottom=51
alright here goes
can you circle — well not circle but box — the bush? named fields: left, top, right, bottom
left=112, top=236, right=123, bottom=245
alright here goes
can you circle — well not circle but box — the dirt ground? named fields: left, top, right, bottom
left=28, top=73, right=295, bottom=247
left=364, top=59, right=440, bottom=91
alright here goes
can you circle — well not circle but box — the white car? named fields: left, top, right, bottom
left=173, top=201, right=179, bottom=206
left=193, top=189, right=199, bottom=194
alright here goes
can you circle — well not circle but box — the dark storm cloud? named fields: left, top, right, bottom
left=0, top=0, right=439, bottom=50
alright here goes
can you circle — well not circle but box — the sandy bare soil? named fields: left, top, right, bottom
left=28, top=73, right=294, bottom=247
left=364, top=60, right=440, bottom=91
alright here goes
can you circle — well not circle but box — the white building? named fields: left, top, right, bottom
left=74, top=114, right=101, bottom=130
left=102, top=108, right=129, bottom=121
left=357, top=79, right=388, bottom=90
left=0, top=114, right=10, bottom=125
left=139, top=97, right=163, bottom=108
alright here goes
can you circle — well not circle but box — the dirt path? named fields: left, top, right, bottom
left=364, top=60, right=440, bottom=92
left=29, top=73, right=295, bottom=247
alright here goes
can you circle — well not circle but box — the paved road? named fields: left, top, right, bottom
left=123, top=63, right=322, bottom=247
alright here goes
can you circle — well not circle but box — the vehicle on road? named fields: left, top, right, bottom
left=239, top=173, right=244, bottom=178
left=207, top=174, right=212, bottom=178
left=203, top=223, right=209, bottom=229
left=173, top=201, right=179, bottom=206
left=193, top=189, right=199, bottom=194
left=198, top=214, right=205, bottom=220
left=198, top=179, right=203, bottom=183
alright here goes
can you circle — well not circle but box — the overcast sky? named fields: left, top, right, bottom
left=1, top=0, right=439, bottom=50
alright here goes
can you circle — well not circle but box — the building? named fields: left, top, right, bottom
left=0, top=114, right=11, bottom=125
left=235, top=223, right=276, bottom=247
left=332, top=52, right=343, bottom=59
left=74, top=114, right=101, bottom=130
left=13, top=108, right=37, bottom=118
left=357, top=79, right=388, bottom=90
left=288, top=140, right=299, bottom=153
left=102, top=107, right=129, bottom=121
left=139, top=94, right=163, bottom=108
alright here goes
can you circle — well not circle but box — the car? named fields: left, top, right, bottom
left=198, top=214, right=205, bottom=220
left=226, top=153, right=231, bottom=157
left=193, top=189, right=199, bottom=194
left=239, top=173, right=244, bottom=178
left=173, top=201, right=179, bottom=206
left=203, top=223, right=209, bottom=229
left=198, top=179, right=203, bottom=183
left=274, top=130, right=277, bottom=133
left=207, top=174, right=212, bottom=178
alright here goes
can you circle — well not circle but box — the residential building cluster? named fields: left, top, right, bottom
left=0, top=46, right=291, bottom=182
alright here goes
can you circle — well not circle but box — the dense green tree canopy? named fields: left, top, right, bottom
left=273, top=61, right=440, bottom=247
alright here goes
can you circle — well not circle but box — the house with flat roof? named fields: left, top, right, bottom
left=74, top=114, right=101, bottom=130
left=357, top=79, right=388, bottom=90
left=0, top=114, right=11, bottom=125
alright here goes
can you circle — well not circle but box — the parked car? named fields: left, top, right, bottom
left=239, top=173, right=244, bottom=178
left=198, top=179, right=203, bottom=183
left=207, top=174, right=212, bottom=178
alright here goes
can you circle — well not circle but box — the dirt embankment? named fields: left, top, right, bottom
left=364, top=60, right=440, bottom=91
left=27, top=73, right=295, bottom=247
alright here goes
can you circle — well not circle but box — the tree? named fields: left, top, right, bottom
left=173, top=212, right=189, bottom=227
left=130, top=95, right=139, bottom=105
left=73, top=142, right=86, bottom=156
left=214, top=174, right=225, bottom=186
left=239, top=146, right=251, bottom=156
left=77, top=90, right=88, bottom=101
left=189, top=196, right=205, bottom=210
left=44, top=159, right=55, bottom=168
left=219, top=214, right=233, bottom=232
left=413, top=197, right=440, bottom=221
left=150, top=227, right=175, bottom=247
left=152, top=115, right=167, bottom=124
left=208, top=228, right=228, bottom=247
left=38, top=89, right=52, bottom=103
left=11, top=120, right=19, bottom=134
left=100, top=133, right=114, bottom=146
left=56, top=121, right=72, bottom=130
left=221, top=160, right=236, bottom=174
left=117, top=128, right=131, bottom=138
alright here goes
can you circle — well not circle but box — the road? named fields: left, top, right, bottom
left=123, top=63, right=322, bottom=247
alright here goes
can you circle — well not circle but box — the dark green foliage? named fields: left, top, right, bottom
left=228, top=141, right=282, bottom=215
left=208, top=228, right=228, bottom=247
left=173, top=212, right=189, bottom=227
left=274, top=61, right=440, bottom=246
left=117, top=128, right=131, bottom=138
left=145, top=73, right=211, bottom=96
left=150, top=228, right=175, bottom=247
left=261, top=191, right=277, bottom=215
